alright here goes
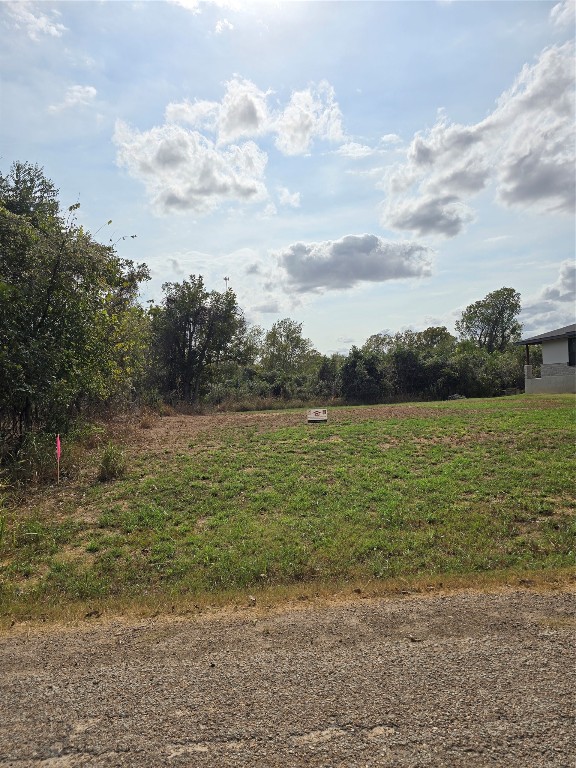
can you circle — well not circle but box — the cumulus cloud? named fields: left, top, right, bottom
left=381, top=134, right=402, bottom=145
left=541, top=259, right=576, bottom=303
left=278, top=187, right=300, bottom=208
left=252, top=300, right=280, bottom=314
left=274, top=81, right=344, bottom=155
left=386, top=195, right=475, bottom=238
left=113, top=120, right=268, bottom=215
left=5, top=1, right=66, bottom=40
left=116, top=75, right=344, bottom=214
left=215, top=18, right=233, bottom=34
left=48, top=85, right=97, bottom=112
left=276, top=233, right=433, bottom=293
left=218, top=77, right=270, bottom=144
left=521, top=260, right=576, bottom=332
left=382, top=42, right=575, bottom=237
left=550, top=0, right=575, bottom=27
left=259, top=202, right=277, bottom=218
left=334, top=142, right=375, bottom=159
left=165, top=98, right=218, bottom=129
left=164, top=76, right=342, bottom=154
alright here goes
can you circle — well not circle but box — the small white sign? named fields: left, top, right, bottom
left=307, top=408, right=328, bottom=423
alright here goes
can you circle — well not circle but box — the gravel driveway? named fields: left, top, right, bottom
left=1, top=588, right=574, bottom=767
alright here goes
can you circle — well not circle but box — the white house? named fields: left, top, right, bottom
left=518, top=324, right=576, bottom=394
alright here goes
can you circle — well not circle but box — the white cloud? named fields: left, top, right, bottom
left=274, top=81, right=344, bottom=156
left=217, top=77, right=270, bottom=144
left=278, top=187, right=300, bottom=208
left=116, top=76, right=344, bottom=214
left=5, top=1, right=66, bottom=40
left=276, top=233, right=433, bottom=293
left=550, top=1, right=575, bottom=27
left=482, top=235, right=512, bottom=246
left=113, top=120, right=268, bottom=215
left=521, top=260, right=576, bottom=333
left=334, top=142, right=375, bottom=159
left=215, top=18, right=234, bottom=34
left=167, top=0, right=201, bottom=12
left=165, top=77, right=342, bottom=154
left=541, top=259, right=576, bottom=303
left=168, top=0, right=245, bottom=11
left=386, top=195, right=475, bottom=238
left=48, top=85, right=98, bottom=113
left=260, top=202, right=277, bottom=218
left=382, top=43, right=575, bottom=237
left=165, top=78, right=271, bottom=145
left=381, top=134, right=402, bottom=145
left=165, top=99, right=218, bottom=129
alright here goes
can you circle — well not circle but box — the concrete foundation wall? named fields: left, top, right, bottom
left=541, top=362, right=572, bottom=377
left=525, top=373, right=576, bottom=394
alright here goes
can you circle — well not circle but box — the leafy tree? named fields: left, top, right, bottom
left=455, top=287, right=522, bottom=352
left=150, top=275, right=245, bottom=402
left=340, top=347, right=390, bottom=403
left=253, top=318, right=322, bottom=399
left=0, top=161, right=150, bottom=449
left=362, top=332, right=394, bottom=357
left=259, top=318, right=319, bottom=376
left=315, top=353, right=345, bottom=399
left=362, top=326, right=457, bottom=399
left=0, top=161, right=59, bottom=224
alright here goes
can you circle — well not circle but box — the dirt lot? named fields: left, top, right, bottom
left=1, top=587, right=575, bottom=767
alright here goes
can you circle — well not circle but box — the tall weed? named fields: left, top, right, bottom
left=98, top=443, right=126, bottom=482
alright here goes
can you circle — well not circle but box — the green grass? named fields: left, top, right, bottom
left=1, top=395, right=574, bottom=619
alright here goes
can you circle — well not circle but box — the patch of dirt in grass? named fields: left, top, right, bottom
left=55, top=544, right=97, bottom=568
left=413, top=431, right=495, bottom=446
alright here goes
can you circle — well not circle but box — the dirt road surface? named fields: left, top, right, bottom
left=1, top=588, right=575, bottom=767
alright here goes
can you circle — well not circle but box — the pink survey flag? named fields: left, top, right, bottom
left=56, top=434, right=61, bottom=461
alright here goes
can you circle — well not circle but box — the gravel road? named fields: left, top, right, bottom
left=1, top=588, right=574, bottom=767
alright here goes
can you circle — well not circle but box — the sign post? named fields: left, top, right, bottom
left=56, top=434, right=61, bottom=484
left=307, top=408, right=328, bottom=423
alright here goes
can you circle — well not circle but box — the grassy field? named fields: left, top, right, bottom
left=1, top=394, right=574, bottom=621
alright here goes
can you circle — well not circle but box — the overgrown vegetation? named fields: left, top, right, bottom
left=97, top=443, right=126, bottom=482
left=0, top=396, right=573, bottom=620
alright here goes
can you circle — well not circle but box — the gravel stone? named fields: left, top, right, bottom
left=0, top=589, right=574, bottom=767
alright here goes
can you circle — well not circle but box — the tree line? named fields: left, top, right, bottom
left=0, top=162, right=535, bottom=458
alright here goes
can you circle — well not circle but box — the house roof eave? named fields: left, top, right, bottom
left=516, top=323, right=576, bottom=346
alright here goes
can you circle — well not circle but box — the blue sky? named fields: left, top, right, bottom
left=1, top=0, right=574, bottom=353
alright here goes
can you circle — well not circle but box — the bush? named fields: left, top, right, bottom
left=98, top=443, right=126, bottom=482
left=7, top=432, right=58, bottom=484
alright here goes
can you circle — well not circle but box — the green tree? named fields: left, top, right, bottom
left=362, top=332, right=394, bottom=357
left=0, top=161, right=150, bottom=449
left=150, top=275, right=245, bottom=402
left=455, top=287, right=522, bottom=353
left=315, top=353, right=345, bottom=399
left=256, top=318, right=321, bottom=399
left=340, top=347, right=390, bottom=403
left=362, top=326, right=457, bottom=399
left=259, top=318, right=319, bottom=376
